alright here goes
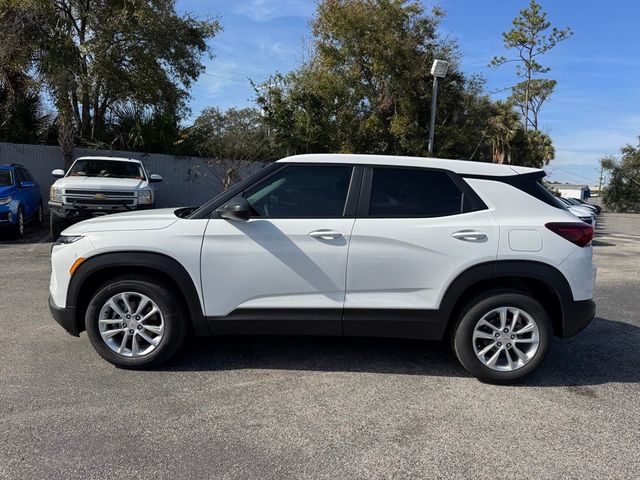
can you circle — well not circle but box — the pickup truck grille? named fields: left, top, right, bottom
left=64, top=189, right=135, bottom=197
left=65, top=197, right=135, bottom=206
left=62, top=189, right=137, bottom=209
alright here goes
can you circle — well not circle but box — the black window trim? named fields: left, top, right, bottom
left=190, top=162, right=364, bottom=220
left=357, top=165, right=487, bottom=219
left=240, top=163, right=361, bottom=219
left=462, top=171, right=565, bottom=209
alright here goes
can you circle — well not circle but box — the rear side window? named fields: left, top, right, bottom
left=368, top=167, right=464, bottom=217
left=244, top=165, right=353, bottom=218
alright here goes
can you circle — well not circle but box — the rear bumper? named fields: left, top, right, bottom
left=49, top=295, right=79, bottom=337
left=561, top=298, right=596, bottom=338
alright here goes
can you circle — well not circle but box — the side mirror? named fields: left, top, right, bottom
left=19, top=180, right=34, bottom=189
left=216, top=197, right=251, bottom=221
left=52, top=169, right=65, bottom=178
left=149, top=174, right=163, bottom=183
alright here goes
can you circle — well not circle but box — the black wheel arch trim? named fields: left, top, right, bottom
left=439, top=259, right=589, bottom=338
left=66, top=251, right=206, bottom=335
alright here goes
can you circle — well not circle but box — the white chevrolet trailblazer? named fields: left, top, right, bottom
left=49, top=154, right=596, bottom=383
left=48, top=156, right=163, bottom=239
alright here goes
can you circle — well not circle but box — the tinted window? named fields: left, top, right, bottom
left=369, top=168, right=463, bottom=217
left=14, top=168, right=26, bottom=183
left=0, top=170, right=12, bottom=186
left=244, top=165, right=353, bottom=218
left=18, top=168, right=32, bottom=182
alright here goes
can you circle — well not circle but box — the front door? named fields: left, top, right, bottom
left=200, top=164, right=359, bottom=335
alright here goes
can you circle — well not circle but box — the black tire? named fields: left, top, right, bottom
left=85, top=275, right=187, bottom=369
left=33, top=202, right=43, bottom=226
left=11, top=207, right=25, bottom=238
left=453, top=291, right=552, bottom=384
left=50, top=214, right=67, bottom=241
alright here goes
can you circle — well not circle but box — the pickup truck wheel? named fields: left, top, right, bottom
left=50, top=215, right=67, bottom=241
left=85, top=276, right=187, bottom=369
left=453, top=292, right=551, bottom=384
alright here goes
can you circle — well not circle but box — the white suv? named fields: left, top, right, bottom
left=48, top=156, right=163, bottom=239
left=49, top=154, right=596, bottom=383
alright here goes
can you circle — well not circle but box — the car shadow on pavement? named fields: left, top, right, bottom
left=0, top=217, right=51, bottom=245
left=166, top=317, right=640, bottom=387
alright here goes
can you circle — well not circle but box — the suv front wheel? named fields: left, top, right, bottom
left=85, top=275, right=187, bottom=369
left=453, top=291, right=551, bottom=384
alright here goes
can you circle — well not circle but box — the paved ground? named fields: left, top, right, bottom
left=1, top=214, right=639, bottom=479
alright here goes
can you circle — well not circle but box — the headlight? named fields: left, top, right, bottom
left=0, top=197, right=11, bottom=205
left=55, top=235, right=83, bottom=245
left=50, top=186, right=63, bottom=203
left=138, top=190, right=153, bottom=205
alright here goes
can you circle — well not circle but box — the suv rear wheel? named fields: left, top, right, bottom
left=453, top=291, right=551, bottom=384
left=85, top=275, right=187, bottom=369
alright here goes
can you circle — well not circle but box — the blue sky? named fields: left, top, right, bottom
left=177, top=0, right=640, bottom=185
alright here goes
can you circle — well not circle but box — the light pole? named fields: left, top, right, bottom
left=427, top=59, right=450, bottom=156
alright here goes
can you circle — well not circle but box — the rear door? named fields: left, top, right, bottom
left=200, top=163, right=361, bottom=335
left=344, top=166, right=499, bottom=338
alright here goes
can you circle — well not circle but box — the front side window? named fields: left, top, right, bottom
left=244, top=165, right=353, bottom=218
left=14, top=168, right=26, bottom=183
left=368, top=167, right=463, bottom=217
left=0, top=170, right=13, bottom=186
left=67, top=159, right=145, bottom=180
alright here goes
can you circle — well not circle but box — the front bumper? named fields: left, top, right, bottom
left=561, top=298, right=596, bottom=338
left=49, top=202, right=155, bottom=219
left=0, top=206, right=13, bottom=227
left=49, top=295, right=79, bottom=337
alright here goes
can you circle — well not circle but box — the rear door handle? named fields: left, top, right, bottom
left=451, top=230, right=488, bottom=242
left=309, top=229, right=343, bottom=240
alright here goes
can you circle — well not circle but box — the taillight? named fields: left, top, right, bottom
left=545, top=222, right=593, bottom=247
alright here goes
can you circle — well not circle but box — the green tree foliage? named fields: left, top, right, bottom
left=482, top=100, right=554, bottom=167
left=601, top=141, right=640, bottom=212
left=180, top=107, right=273, bottom=189
left=0, top=75, right=52, bottom=143
left=0, top=0, right=220, bottom=164
left=255, top=0, right=494, bottom=161
left=490, top=0, right=571, bottom=131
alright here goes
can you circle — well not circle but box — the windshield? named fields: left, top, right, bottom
left=0, top=170, right=12, bottom=186
left=67, top=159, right=145, bottom=179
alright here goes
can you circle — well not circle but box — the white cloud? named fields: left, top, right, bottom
left=234, top=0, right=314, bottom=22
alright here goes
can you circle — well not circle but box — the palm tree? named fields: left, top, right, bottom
left=485, top=100, right=522, bottom=164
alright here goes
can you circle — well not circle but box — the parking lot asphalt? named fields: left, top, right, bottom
left=1, top=214, right=639, bottom=479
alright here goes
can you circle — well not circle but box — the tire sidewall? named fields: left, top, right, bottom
left=454, top=292, right=552, bottom=384
left=85, top=278, right=185, bottom=369
left=14, top=207, right=24, bottom=238
left=49, top=215, right=67, bottom=241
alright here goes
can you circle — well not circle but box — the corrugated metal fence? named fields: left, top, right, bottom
left=0, top=143, right=265, bottom=212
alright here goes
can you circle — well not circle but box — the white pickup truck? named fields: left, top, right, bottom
left=48, top=156, right=162, bottom=239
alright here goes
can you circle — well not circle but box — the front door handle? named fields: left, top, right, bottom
left=309, top=229, right=344, bottom=240
left=451, top=230, right=488, bottom=242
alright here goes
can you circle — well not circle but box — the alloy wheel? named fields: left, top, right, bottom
left=472, top=306, right=540, bottom=372
left=98, top=292, right=165, bottom=358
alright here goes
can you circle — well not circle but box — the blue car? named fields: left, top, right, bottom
left=0, top=164, right=43, bottom=238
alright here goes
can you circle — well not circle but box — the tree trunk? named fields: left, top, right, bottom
left=59, top=118, right=75, bottom=170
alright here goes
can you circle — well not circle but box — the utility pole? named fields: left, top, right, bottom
left=427, top=60, right=450, bottom=157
